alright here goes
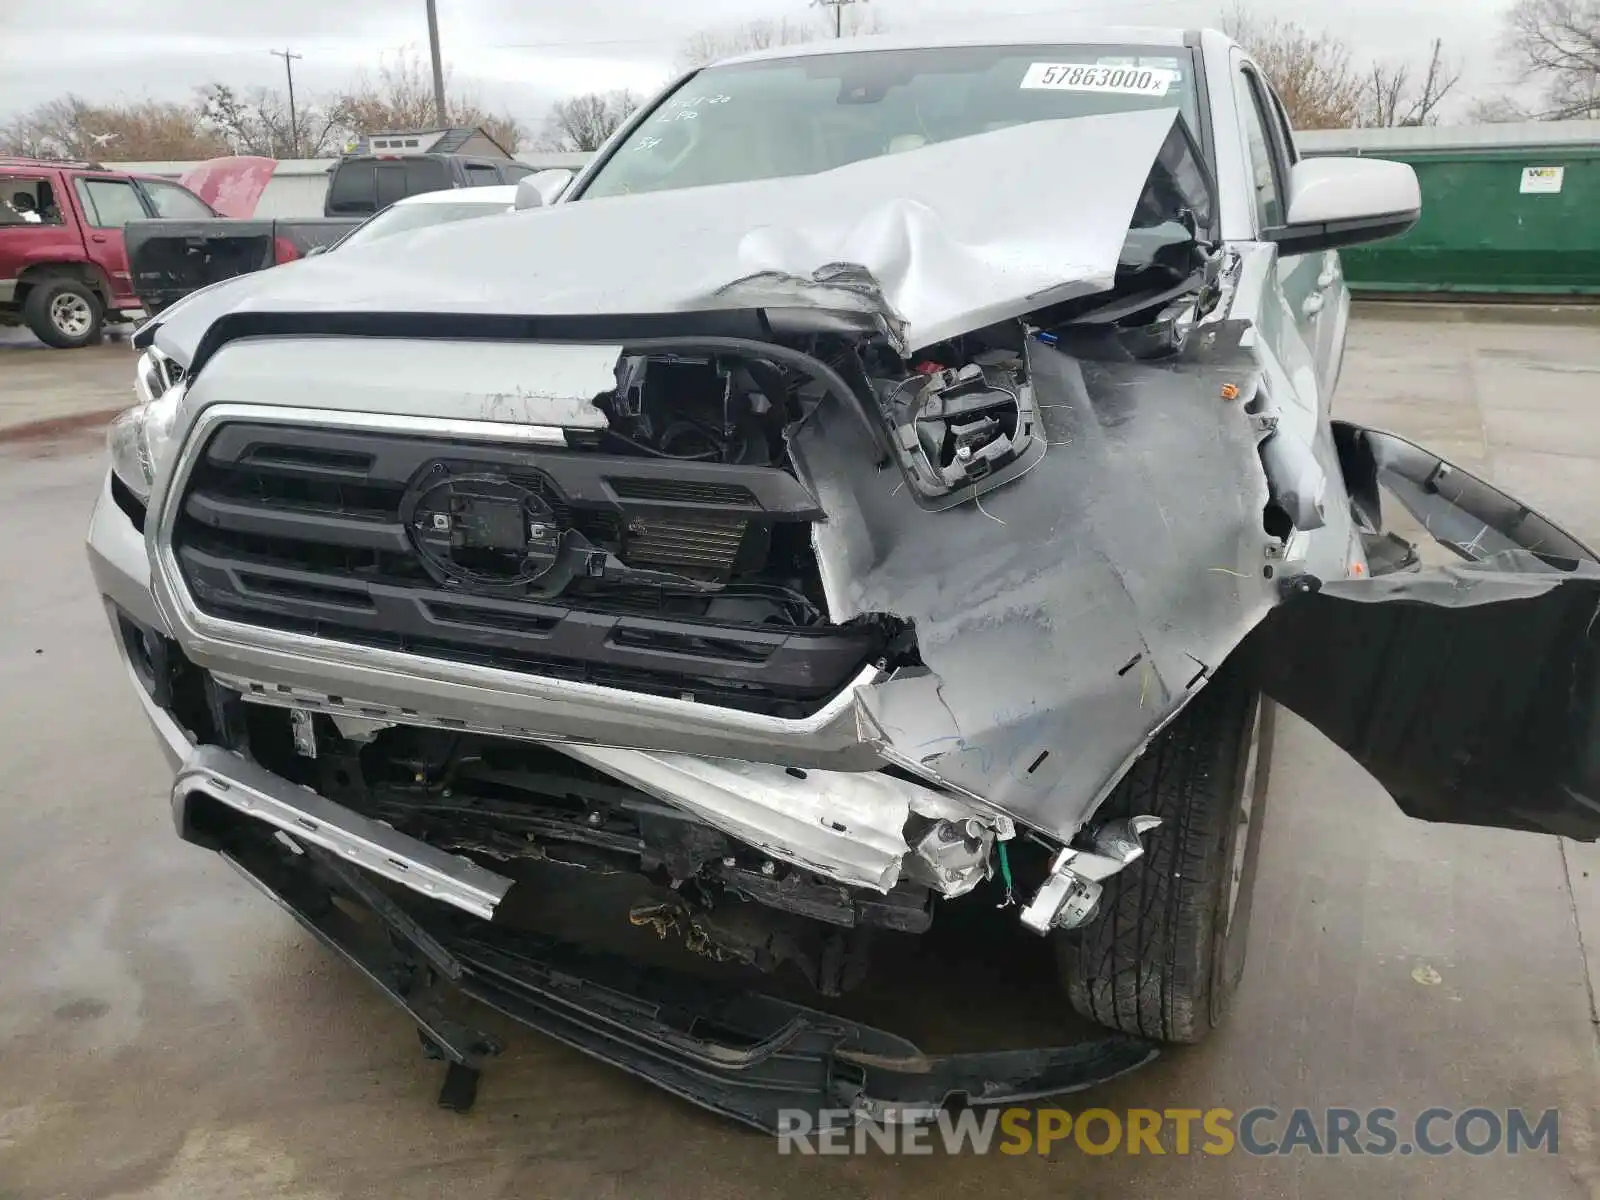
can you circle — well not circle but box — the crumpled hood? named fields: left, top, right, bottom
left=152, top=108, right=1186, bottom=362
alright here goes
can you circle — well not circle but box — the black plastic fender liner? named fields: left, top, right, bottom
left=221, top=821, right=1158, bottom=1133
left=1247, top=571, right=1600, bottom=841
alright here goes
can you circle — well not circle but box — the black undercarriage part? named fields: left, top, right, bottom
left=214, top=811, right=1159, bottom=1131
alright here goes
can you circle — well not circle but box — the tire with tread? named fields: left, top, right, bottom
left=1059, top=667, right=1274, bottom=1044
left=23, top=277, right=103, bottom=349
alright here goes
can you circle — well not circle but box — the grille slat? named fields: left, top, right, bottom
left=173, top=423, right=873, bottom=717
left=186, top=490, right=411, bottom=552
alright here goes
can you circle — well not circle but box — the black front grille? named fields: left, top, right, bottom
left=172, top=423, right=875, bottom=716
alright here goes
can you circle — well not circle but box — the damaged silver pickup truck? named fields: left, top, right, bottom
left=89, top=26, right=1600, bottom=1130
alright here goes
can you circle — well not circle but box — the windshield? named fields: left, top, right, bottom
left=338, top=199, right=507, bottom=249
left=580, top=44, right=1201, bottom=199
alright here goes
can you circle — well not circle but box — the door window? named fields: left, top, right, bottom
left=140, top=180, right=214, bottom=218
left=1233, top=69, right=1285, bottom=231
left=74, top=177, right=149, bottom=228
left=465, top=163, right=501, bottom=187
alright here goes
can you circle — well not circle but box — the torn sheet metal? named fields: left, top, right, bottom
left=554, top=743, right=1003, bottom=894
left=148, top=108, right=1184, bottom=358
left=792, top=335, right=1280, bottom=842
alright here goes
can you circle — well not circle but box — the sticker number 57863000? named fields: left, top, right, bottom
left=1020, top=63, right=1173, bottom=95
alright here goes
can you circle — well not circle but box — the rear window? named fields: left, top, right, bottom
left=0, top=175, right=66, bottom=226
left=327, top=158, right=452, bottom=214
left=582, top=43, right=1201, bottom=199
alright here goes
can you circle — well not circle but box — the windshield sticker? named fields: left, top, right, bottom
left=1020, top=63, right=1173, bottom=96
left=669, top=94, right=732, bottom=109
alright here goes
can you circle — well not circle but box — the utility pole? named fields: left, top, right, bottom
left=812, top=0, right=864, bottom=38
left=269, top=49, right=303, bottom=157
left=425, top=0, right=449, bottom=126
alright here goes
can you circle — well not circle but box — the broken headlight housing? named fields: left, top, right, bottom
left=108, top=349, right=186, bottom=502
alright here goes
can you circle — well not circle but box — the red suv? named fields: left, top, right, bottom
left=0, top=156, right=217, bottom=348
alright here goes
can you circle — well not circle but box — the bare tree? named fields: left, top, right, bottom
left=0, top=96, right=228, bottom=160
left=534, top=90, right=642, bottom=152
left=1223, top=7, right=1368, bottom=129
left=676, top=18, right=819, bottom=70
left=841, top=6, right=889, bottom=37
left=336, top=46, right=527, bottom=152
left=1363, top=39, right=1464, bottom=126
left=1506, top=0, right=1600, bottom=118
left=1466, top=94, right=1536, bottom=122
left=199, top=83, right=346, bottom=157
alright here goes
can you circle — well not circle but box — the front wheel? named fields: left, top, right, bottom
left=24, top=278, right=103, bottom=348
left=1058, top=668, right=1274, bottom=1043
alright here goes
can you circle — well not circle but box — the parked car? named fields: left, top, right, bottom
left=0, top=155, right=221, bottom=347
left=322, top=128, right=534, bottom=218
left=126, top=185, right=520, bottom=314
left=91, top=26, right=1600, bottom=1131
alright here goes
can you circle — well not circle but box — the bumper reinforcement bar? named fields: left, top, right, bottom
left=174, top=745, right=513, bottom=920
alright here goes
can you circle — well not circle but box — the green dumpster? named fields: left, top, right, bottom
left=1300, top=127, right=1600, bottom=297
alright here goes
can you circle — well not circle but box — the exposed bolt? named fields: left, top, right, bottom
left=586, top=812, right=603, bottom=826
left=441, top=788, right=452, bottom=799
left=721, top=856, right=737, bottom=868
left=760, top=860, right=777, bottom=877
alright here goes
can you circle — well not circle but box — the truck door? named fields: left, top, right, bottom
left=69, top=174, right=150, bottom=309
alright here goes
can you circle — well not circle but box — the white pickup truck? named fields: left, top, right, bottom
left=90, top=24, right=1600, bottom=1130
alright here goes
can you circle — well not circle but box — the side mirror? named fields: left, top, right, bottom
left=514, top=169, right=575, bottom=211
left=1268, top=158, right=1420, bottom=256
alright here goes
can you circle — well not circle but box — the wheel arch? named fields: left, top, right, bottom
left=15, top=262, right=113, bottom=308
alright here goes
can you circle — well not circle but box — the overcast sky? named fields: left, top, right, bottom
left=0, top=0, right=1519, bottom=125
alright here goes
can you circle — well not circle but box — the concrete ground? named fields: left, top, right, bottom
left=1, top=310, right=1597, bottom=1199
left=0, top=326, right=138, bottom=438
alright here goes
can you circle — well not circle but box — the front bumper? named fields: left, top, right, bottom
left=94, top=479, right=1157, bottom=1127
left=90, top=468, right=1009, bottom=899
